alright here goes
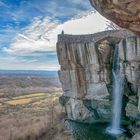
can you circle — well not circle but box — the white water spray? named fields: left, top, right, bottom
left=107, top=46, right=124, bottom=136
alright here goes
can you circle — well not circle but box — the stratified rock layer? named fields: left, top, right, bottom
left=57, top=30, right=139, bottom=120
left=89, top=0, right=140, bottom=36
left=119, top=36, right=140, bottom=85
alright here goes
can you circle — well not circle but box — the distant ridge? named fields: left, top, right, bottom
left=0, top=70, right=58, bottom=75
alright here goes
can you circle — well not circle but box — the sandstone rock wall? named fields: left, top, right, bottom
left=119, top=36, right=140, bottom=85
left=89, top=0, right=140, bottom=36
left=57, top=30, right=140, bottom=121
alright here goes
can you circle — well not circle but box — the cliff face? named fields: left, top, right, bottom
left=119, top=36, right=140, bottom=85
left=57, top=30, right=140, bottom=124
left=89, top=0, right=140, bottom=36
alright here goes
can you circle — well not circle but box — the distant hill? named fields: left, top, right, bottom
left=0, top=70, right=58, bottom=75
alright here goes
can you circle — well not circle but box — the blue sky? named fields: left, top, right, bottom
left=0, top=0, right=108, bottom=70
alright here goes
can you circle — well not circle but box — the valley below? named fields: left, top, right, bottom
left=0, top=74, right=72, bottom=140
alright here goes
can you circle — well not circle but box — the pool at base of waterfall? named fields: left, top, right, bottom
left=65, top=120, right=132, bottom=140
left=106, top=127, right=125, bottom=136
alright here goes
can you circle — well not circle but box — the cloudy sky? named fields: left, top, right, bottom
left=0, top=0, right=108, bottom=71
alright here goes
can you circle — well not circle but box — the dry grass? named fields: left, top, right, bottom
left=13, top=93, right=46, bottom=99
left=6, top=98, right=32, bottom=105
left=4, top=93, right=55, bottom=105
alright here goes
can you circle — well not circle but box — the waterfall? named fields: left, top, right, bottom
left=107, top=45, right=124, bottom=135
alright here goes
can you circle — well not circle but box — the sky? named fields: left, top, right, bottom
left=0, top=0, right=108, bottom=71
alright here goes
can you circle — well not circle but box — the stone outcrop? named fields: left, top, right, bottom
left=89, top=0, right=140, bottom=36
left=57, top=30, right=140, bottom=122
left=119, top=37, right=140, bottom=125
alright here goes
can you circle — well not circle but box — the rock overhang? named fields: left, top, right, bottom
left=89, top=0, right=140, bottom=36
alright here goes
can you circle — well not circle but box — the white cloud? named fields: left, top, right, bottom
left=5, top=11, right=108, bottom=56
left=59, top=11, right=108, bottom=34
left=4, top=16, right=58, bottom=56
left=0, top=1, right=9, bottom=8
left=0, top=55, right=60, bottom=71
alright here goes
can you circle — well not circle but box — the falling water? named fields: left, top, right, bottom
left=107, top=45, right=124, bottom=136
